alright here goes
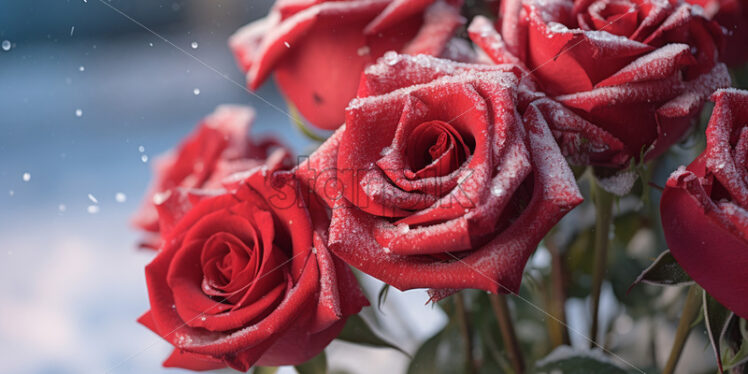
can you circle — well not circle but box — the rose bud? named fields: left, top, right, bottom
left=132, top=105, right=292, bottom=245
left=229, top=0, right=468, bottom=130
left=296, top=53, right=583, bottom=295
left=469, top=0, right=731, bottom=170
left=686, top=0, right=748, bottom=66
left=661, top=88, right=748, bottom=320
left=138, top=168, right=369, bottom=371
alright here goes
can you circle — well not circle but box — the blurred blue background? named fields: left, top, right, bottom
left=0, top=1, right=448, bottom=373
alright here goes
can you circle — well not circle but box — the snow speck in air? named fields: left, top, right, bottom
left=22, top=172, right=31, bottom=182
left=148, top=42, right=154, bottom=47
left=193, top=88, right=200, bottom=96
left=88, top=194, right=98, bottom=204
left=2, top=40, right=11, bottom=51
left=9, top=190, right=14, bottom=197
left=87, top=205, right=99, bottom=214
left=70, top=26, right=75, bottom=36
left=115, top=193, right=127, bottom=203
left=79, top=66, right=85, bottom=72
left=75, top=109, right=83, bottom=117
left=284, top=41, right=290, bottom=48
left=58, top=204, right=67, bottom=212
left=138, top=145, right=145, bottom=153
left=141, top=154, right=149, bottom=163
left=191, top=41, right=198, bottom=49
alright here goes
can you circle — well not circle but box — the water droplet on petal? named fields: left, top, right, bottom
left=283, top=41, right=290, bottom=48
left=491, top=185, right=504, bottom=197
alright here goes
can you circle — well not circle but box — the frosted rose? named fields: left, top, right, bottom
left=661, top=89, right=748, bottom=320
left=230, top=0, right=467, bottom=130
left=296, top=53, right=583, bottom=295
left=139, top=169, right=368, bottom=371
left=132, top=105, right=292, bottom=243
left=687, top=0, right=748, bottom=66
left=471, top=0, right=731, bottom=168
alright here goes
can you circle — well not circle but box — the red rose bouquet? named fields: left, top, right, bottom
left=130, top=1, right=748, bottom=373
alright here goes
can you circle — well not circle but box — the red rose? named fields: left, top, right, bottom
left=296, top=53, right=583, bottom=295
left=471, top=0, right=731, bottom=168
left=687, top=0, right=748, bottom=66
left=138, top=169, right=368, bottom=371
left=660, top=89, right=748, bottom=320
left=132, top=105, right=292, bottom=239
left=229, top=0, right=467, bottom=130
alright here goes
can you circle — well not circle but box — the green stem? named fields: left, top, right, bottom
left=589, top=180, right=614, bottom=348
left=454, top=293, right=477, bottom=374
left=489, top=293, right=525, bottom=374
left=546, top=236, right=570, bottom=347
left=663, top=286, right=702, bottom=374
left=287, top=102, right=327, bottom=142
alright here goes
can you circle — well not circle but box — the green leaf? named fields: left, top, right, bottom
left=630, top=250, right=692, bottom=289
left=535, top=346, right=634, bottom=374
left=294, top=351, right=327, bottom=374
left=407, top=321, right=466, bottom=374
left=254, top=367, right=279, bottom=374
left=377, top=284, right=390, bottom=312
left=723, top=318, right=748, bottom=370
left=337, top=314, right=409, bottom=356
left=704, top=293, right=734, bottom=373
left=406, top=332, right=442, bottom=374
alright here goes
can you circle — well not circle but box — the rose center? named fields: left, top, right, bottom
left=200, top=232, right=256, bottom=303
left=406, top=120, right=473, bottom=178
left=581, top=0, right=639, bottom=37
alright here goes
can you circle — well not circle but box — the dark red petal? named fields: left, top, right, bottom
left=256, top=319, right=347, bottom=367
left=661, top=179, right=748, bottom=320
left=296, top=128, right=346, bottom=209
left=401, top=1, right=464, bottom=56
left=704, top=89, right=748, bottom=206
left=308, top=232, right=343, bottom=333
left=365, top=0, right=434, bottom=35
left=162, top=349, right=226, bottom=371
left=596, top=43, right=696, bottom=87
left=650, top=63, right=731, bottom=161
left=468, top=16, right=523, bottom=66
left=178, top=254, right=319, bottom=357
